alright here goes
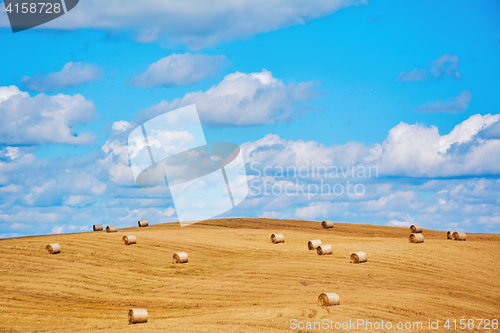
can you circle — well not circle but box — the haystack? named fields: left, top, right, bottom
left=128, top=309, right=147, bottom=324
left=409, top=233, right=424, bottom=243
left=308, top=239, right=322, bottom=250
left=350, top=251, right=367, bottom=263
left=322, top=220, right=333, bottom=229
left=106, top=226, right=117, bottom=233
left=410, top=224, right=423, bottom=233
left=318, top=293, right=339, bottom=306
left=46, top=244, right=61, bottom=254
left=452, top=232, right=466, bottom=241
left=271, top=234, right=285, bottom=244
left=122, top=235, right=137, bottom=245
left=317, top=244, right=332, bottom=255
left=173, top=252, right=188, bottom=264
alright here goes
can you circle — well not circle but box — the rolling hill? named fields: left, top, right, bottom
left=0, top=218, right=499, bottom=332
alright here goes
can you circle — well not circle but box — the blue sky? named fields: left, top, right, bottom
left=0, top=0, right=499, bottom=237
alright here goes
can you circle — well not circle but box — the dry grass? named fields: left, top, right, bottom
left=0, top=218, right=499, bottom=332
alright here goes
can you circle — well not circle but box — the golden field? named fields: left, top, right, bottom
left=0, top=218, right=499, bottom=332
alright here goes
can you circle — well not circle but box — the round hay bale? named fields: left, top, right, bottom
left=138, top=219, right=148, bottom=227
left=128, top=308, right=147, bottom=325
left=172, top=252, right=188, bottom=264
left=410, top=224, right=423, bottom=233
left=308, top=239, right=322, bottom=250
left=452, top=232, right=466, bottom=241
left=409, top=233, right=424, bottom=243
left=322, top=220, right=333, bottom=229
left=317, top=244, right=332, bottom=255
left=46, top=243, right=61, bottom=254
left=93, top=224, right=103, bottom=231
left=447, top=231, right=452, bottom=239
left=350, top=251, right=367, bottom=263
left=271, top=233, right=285, bottom=244
left=106, top=225, right=117, bottom=233
left=122, top=235, right=137, bottom=245
left=318, top=293, right=339, bottom=306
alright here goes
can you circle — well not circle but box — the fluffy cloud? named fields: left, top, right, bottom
left=20, top=62, right=102, bottom=92
left=242, top=133, right=374, bottom=171
left=479, top=119, right=500, bottom=139
left=1, top=112, right=499, bottom=237
left=52, top=225, right=65, bottom=234
left=234, top=113, right=500, bottom=232
left=112, top=120, right=133, bottom=132
left=130, top=54, right=228, bottom=87
left=241, top=113, right=500, bottom=178
left=363, top=191, right=422, bottom=212
left=378, top=113, right=500, bottom=177
left=295, top=202, right=350, bottom=220
left=416, top=89, right=472, bottom=113
left=397, top=54, right=461, bottom=82
left=99, top=139, right=136, bottom=186
left=0, top=135, right=177, bottom=238
left=137, top=70, right=322, bottom=126
left=388, top=214, right=415, bottom=227
left=0, top=0, right=365, bottom=49
left=5, top=147, right=21, bottom=160
left=0, top=86, right=96, bottom=145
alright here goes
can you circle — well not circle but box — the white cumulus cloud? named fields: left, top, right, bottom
left=5, top=147, right=21, bottom=160
left=0, top=85, right=96, bottom=145
left=20, top=62, right=102, bottom=92
left=295, top=202, right=349, bottom=220
left=137, top=70, right=322, bottom=126
left=0, top=0, right=365, bottom=49
left=236, top=113, right=500, bottom=233
left=112, top=121, right=133, bottom=132
left=52, top=225, right=64, bottom=234
left=377, top=113, right=500, bottom=177
left=130, top=54, right=228, bottom=87
left=2, top=111, right=500, bottom=237
left=388, top=214, right=414, bottom=227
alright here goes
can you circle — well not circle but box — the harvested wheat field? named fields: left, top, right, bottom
left=0, top=218, right=499, bottom=332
